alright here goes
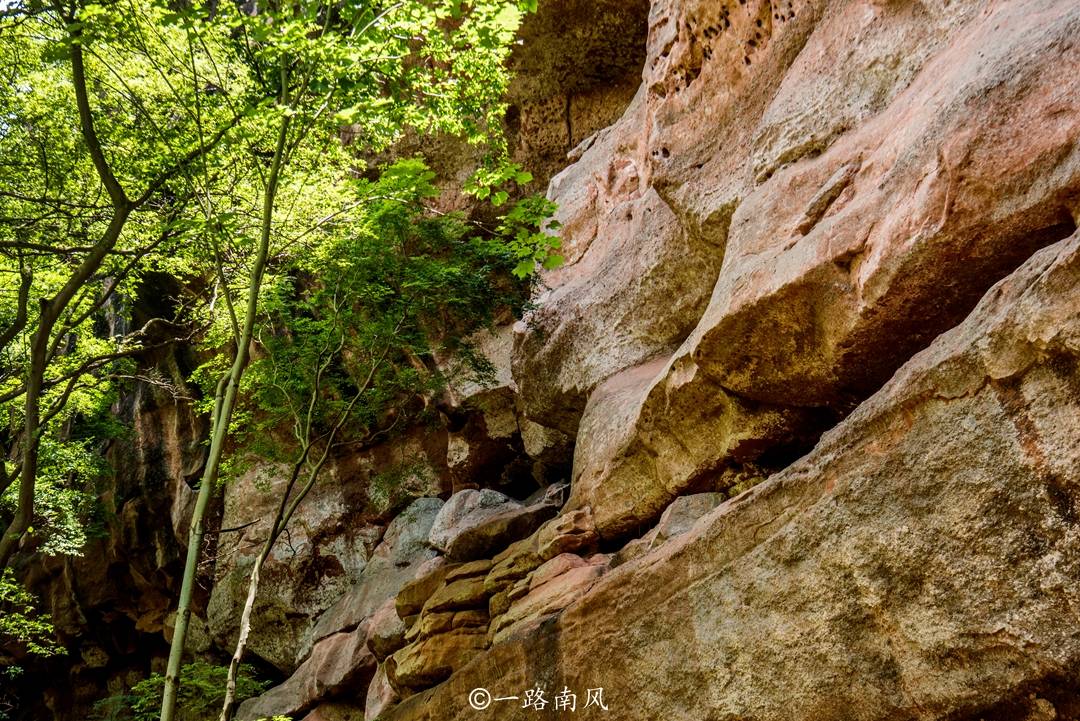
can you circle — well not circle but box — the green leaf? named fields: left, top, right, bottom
left=513, top=259, right=535, bottom=278
left=542, top=253, right=565, bottom=270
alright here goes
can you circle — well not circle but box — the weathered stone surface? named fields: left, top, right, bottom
left=406, top=611, right=455, bottom=644
left=487, top=589, right=511, bottom=618
left=422, top=576, right=489, bottom=615
left=310, top=498, right=443, bottom=650
left=653, top=492, right=725, bottom=542
left=535, top=506, right=599, bottom=560
left=438, top=329, right=533, bottom=494
left=428, top=489, right=557, bottom=562
left=490, top=558, right=607, bottom=644
left=380, top=231, right=1080, bottom=721
left=452, top=609, right=489, bottom=630
left=519, top=419, right=574, bottom=485
left=395, top=557, right=452, bottom=620
left=525, top=553, right=589, bottom=591
left=612, top=493, right=725, bottom=565
left=208, top=431, right=448, bottom=673
left=513, top=181, right=724, bottom=435
left=681, top=1, right=1080, bottom=412
left=506, top=0, right=649, bottom=185
left=444, top=394, right=527, bottom=496
left=301, top=702, right=365, bottom=721
left=484, top=536, right=543, bottom=595
left=428, top=490, right=516, bottom=547
left=443, top=559, right=493, bottom=583
left=207, top=462, right=383, bottom=672
left=567, top=352, right=824, bottom=540
left=237, top=628, right=376, bottom=721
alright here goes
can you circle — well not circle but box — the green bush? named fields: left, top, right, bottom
left=92, top=661, right=269, bottom=721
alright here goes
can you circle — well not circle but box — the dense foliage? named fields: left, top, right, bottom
left=231, top=158, right=543, bottom=466
left=0, top=0, right=556, bottom=717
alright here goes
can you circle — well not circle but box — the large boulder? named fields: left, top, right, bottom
left=513, top=164, right=727, bottom=435
left=366, top=599, right=408, bottom=662
left=387, top=628, right=489, bottom=695
left=566, top=354, right=816, bottom=539
left=237, top=628, right=376, bottom=721
left=378, top=228, right=1080, bottom=721
left=489, top=553, right=608, bottom=644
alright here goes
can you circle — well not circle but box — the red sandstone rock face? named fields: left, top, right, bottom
left=688, top=1, right=1080, bottom=407
left=382, top=227, right=1080, bottom=721
left=522, top=0, right=1080, bottom=540
left=363, top=0, right=1080, bottom=719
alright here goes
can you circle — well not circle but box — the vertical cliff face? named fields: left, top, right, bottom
left=16, top=362, right=209, bottom=717
left=249, top=0, right=1077, bottom=718
left=18, top=0, right=1080, bottom=719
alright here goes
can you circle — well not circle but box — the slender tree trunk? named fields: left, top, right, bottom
left=0, top=209, right=131, bottom=569
left=0, top=325, right=47, bottom=569
left=158, top=107, right=292, bottom=721
left=219, top=542, right=270, bottom=721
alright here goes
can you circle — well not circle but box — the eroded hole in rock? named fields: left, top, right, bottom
left=664, top=0, right=777, bottom=96
left=754, top=409, right=843, bottom=469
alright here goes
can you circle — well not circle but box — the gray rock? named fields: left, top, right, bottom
left=366, top=598, right=408, bottom=662
left=429, top=489, right=558, bottom=562
left=653, top=492, right=726, bottom=543
left=237, top=629, right=375, bottom=721
left=308, top=498, right=443, bottom=651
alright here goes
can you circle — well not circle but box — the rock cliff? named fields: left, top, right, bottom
left=19, top=0, right=1080, bottom=719
left=234, top=0, right=1080, bottom=719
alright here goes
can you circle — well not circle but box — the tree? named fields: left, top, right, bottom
left=146, top=2, right=548, bottom=720
left=0, top=0, right=243, bottom=571
left=0, top=0, right=558, bottom=716
left=216, top=158, right=546, bottom=719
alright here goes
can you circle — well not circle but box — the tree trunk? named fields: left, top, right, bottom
left=0, top=32, right=133, bottom=569
left=219, top=546, right=269, bottom=721
left=158, top=106, right=292, bottom=721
